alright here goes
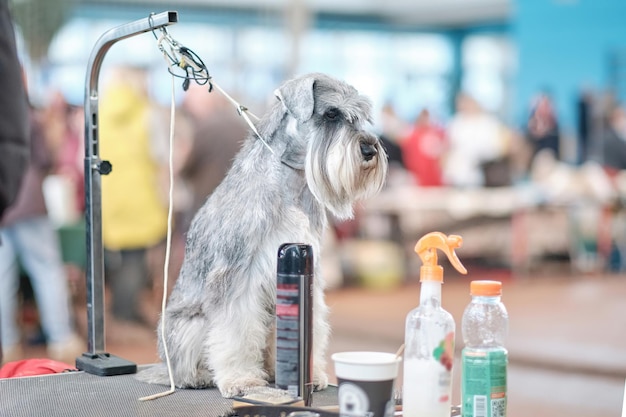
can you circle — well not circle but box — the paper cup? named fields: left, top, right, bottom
left=332, top=351, right=401, bottom=417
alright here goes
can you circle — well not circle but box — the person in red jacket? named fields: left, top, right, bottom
left=400, top=109, right=447, bottom=187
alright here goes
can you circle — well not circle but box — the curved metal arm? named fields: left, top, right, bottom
left=83, top=11, right=178, bottom=354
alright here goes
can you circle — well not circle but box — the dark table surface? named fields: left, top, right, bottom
left=0, top=368, right=339, bottom=417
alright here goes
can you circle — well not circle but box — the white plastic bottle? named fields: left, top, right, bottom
left=461, top=280, right=509, bottom=417
left=403, top=232, right=467, bottom=417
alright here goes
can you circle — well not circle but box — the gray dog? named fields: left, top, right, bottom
left=138, top=73, right=388, bottom=398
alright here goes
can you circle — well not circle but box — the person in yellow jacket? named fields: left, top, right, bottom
left=99, top=66, right=168, bottom=325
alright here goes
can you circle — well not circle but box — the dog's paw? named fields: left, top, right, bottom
left=217, top=375, right=268, bottom=398
left=312, top=370, right=329, bottom=391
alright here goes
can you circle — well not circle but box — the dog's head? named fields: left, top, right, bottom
left=272, top=73, right=388, bottom=220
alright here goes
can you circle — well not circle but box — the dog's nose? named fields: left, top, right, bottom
left=360, top=141, right=377, bottom=161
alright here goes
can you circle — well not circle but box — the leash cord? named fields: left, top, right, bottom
left=138, top=20, right=179, bottom=402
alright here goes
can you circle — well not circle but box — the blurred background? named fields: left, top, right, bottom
left=4, top=0, right=626, bottom=416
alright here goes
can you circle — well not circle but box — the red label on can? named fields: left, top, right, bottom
left=276, top=304, right=299, bottom=317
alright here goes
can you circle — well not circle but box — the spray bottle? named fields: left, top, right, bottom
left=403, top=232, right=467, bottom=417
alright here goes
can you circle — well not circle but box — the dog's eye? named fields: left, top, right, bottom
left=324, top=108, right=340, bottom=121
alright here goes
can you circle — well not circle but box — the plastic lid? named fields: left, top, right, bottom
left=470, top=280, right=502, bottom=296
left=277, top=243, right=313, bottom=275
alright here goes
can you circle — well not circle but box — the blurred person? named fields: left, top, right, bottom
left=442, top=93, right=509, bottom=188
left=100, top=66, right=168, bottom=326
left=0, top=0, right=29, bottom=219
left=380, top=102, right=411, bottom=143
left=42, top=91, right=85, bottom=217
left=526, top=91, right=560, bottom=165
left=180, top=87, right=247, bottom=218
left=400, top=108, right=447, bottom=187
left=600, top=104, right=626, bottom=272
left=150, top=105, right=194, bottom=227
left=0, top=106, right=84, bottom=365
left=0, top=1, right=31, bottom=365
left=577, top=88, right=593, bottom=163
left=600, top=104, right=626, bottom=172
left=41, top=93, right=87, bottom=303
left=378, top=102, right=409, bottom=169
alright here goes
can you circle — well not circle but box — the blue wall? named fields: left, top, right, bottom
left=513, top=0, right=626, bottom=138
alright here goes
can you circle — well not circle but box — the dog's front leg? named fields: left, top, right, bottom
left=206, top=296, right=271, bottom=398
left=264, top=322, right=276, bottom=382
left=312, top=282, right=330, bottom=391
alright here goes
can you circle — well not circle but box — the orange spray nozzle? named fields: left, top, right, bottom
left=415, top=232, right=467, bottom=282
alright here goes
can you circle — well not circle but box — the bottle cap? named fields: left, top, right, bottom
left=415, top=232, right=467, bottom=282
left=277, top=243, right=313, bottom=275
left=470, top=280, right=502, bottom=296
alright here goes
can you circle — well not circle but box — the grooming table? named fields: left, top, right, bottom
left=0, top=368, right=339, bottom=417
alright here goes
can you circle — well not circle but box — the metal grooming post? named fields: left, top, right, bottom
left=76, top=11, right=178, bottom=376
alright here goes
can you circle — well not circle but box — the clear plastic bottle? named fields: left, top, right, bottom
left=403, top=232, right=467, bottom=417
left=461, top=280, right=509, bottom=417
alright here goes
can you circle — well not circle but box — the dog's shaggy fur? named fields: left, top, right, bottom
left=137, top=73, right=388, bottom=397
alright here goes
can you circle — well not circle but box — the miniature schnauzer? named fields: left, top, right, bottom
left=138, top=73, right=388, bottom=398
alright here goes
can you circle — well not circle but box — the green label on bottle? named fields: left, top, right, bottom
left=462, top=349, right=507, bottom=417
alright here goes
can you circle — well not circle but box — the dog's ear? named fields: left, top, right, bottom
left=274, top=76, right=316, bottom=123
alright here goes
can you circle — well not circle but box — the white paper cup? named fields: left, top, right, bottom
left=332, top=352, right=401, bottom=417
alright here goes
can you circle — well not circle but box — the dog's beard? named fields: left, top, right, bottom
left=305, top=131, right=388, bottom=220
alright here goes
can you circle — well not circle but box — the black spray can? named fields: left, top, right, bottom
left=275, top=243, right=313, bottom=406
